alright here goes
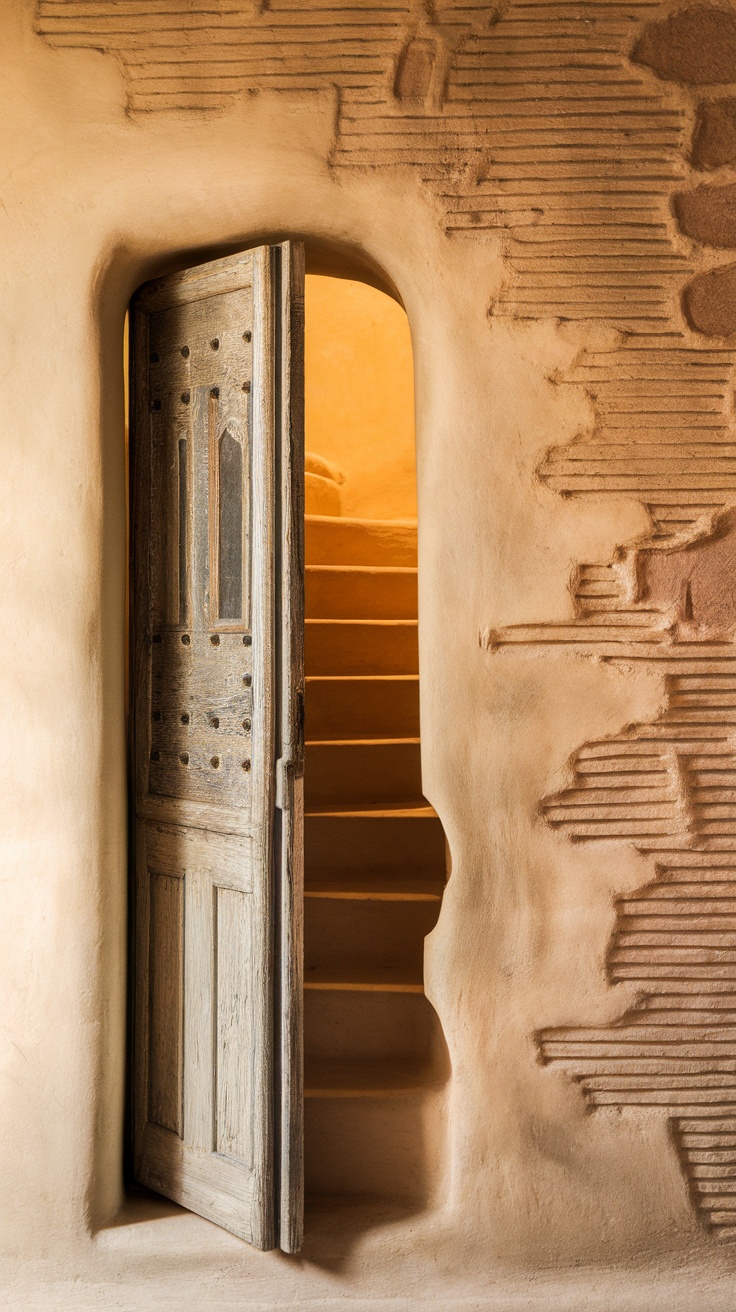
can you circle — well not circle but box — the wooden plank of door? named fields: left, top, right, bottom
left=275, top=241, right=305, bottom=1254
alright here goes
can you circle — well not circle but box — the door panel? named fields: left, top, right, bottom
left=130, top=244, right=304, bottom=1251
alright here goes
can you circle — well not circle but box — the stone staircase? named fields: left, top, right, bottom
left=303, top=514, right=448, bottom=1202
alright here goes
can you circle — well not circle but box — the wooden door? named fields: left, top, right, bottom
left=130, top=244, right=304, bottom=1252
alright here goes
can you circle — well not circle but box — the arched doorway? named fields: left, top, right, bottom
left=302, top=275, right=449, bottom=1211
left=125, top=247, right=450, bottom=1248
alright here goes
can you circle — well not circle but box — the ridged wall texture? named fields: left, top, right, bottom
left=32, top=0, right=736, bottom=1243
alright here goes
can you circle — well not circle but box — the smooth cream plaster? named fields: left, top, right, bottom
left=2, top=2, right=736, bottom=1307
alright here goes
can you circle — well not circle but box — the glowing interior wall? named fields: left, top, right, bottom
left=304, top=275, right=416, bottom=521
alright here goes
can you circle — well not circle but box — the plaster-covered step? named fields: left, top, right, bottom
left=304, top=987, right=442, bottom=1065
left=305, top=739, right=423, bottom=808
left=305, top=1058, right=442, bottom=1097
left=305, top=871, right=443, bottom=898
left=303, top=963, right=424, bottom=992
left=304, top=895, right=438, bottom=980
left=305, top=676, right=420, bottom=740
left=305, top=565, right=417, bottom=620
left=304, top=1088, right=445, bottom=1199
left=305, top=514, right=417, bottom=568
left=305, top=620, right=418, bottom=675
left=305, top=807, right=446, bottom=880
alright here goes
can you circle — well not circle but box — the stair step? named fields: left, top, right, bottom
left=306, top=620, right=418, bottom=675
left=305, top=807, right=446, bottom=880
left=304, top=676, right=420, bottom=740
left=305, top=514, right=417, bottom=567
left=305, top=895, right=438, bottom=980
left=305, top=875, right=442, bottom=899
left=304, top=988, right=443, bottom=1065
left=301, top=510, right=445, bottom=1207
left=305, top=565, right=417, bottom=620
left=305, top=471, right=341, bottom=516
left=304, top=964, right=424, bottom=992
left=305, top=1058, right=442, bottom=1097
left=304, top=1089, right=445, bottom=1198
left=305, top=738, right=423, bottom=808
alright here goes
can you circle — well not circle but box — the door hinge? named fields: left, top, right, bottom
left=275, top=757, right=292, bottom=810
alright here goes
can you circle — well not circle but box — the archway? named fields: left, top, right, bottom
left=302, top=275, right=450, bottom=1214
left=123, top=249, right=450, bottom=1242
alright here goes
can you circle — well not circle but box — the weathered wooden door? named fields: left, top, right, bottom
left=130, top=244, right=304, bottom=1252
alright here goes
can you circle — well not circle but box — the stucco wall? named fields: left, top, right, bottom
left=4, top=0, right=736, bottom=1307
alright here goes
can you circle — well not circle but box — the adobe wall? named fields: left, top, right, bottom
left=4, top=0, right=736, bottom=1306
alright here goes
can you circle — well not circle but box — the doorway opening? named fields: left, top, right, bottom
left=123, top=248, right=449, bottom=1246
left=302, top=275, right=449, bottom=1211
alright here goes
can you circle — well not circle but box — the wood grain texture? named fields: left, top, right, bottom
left=246, top=244, right=277, bottom=1250
left=147, top=871, right=184, bottom=1136
left=215, top=886, right=254, bottom=1164
left=275, top=241, right=305, bottom=1254
left=131, top=244, right=304, bottom=1251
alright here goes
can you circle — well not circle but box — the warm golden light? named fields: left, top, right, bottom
left=305, top=275, right=416, bottom=521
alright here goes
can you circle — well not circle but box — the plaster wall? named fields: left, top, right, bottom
left=3, top=0, right=736, bottom=1307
